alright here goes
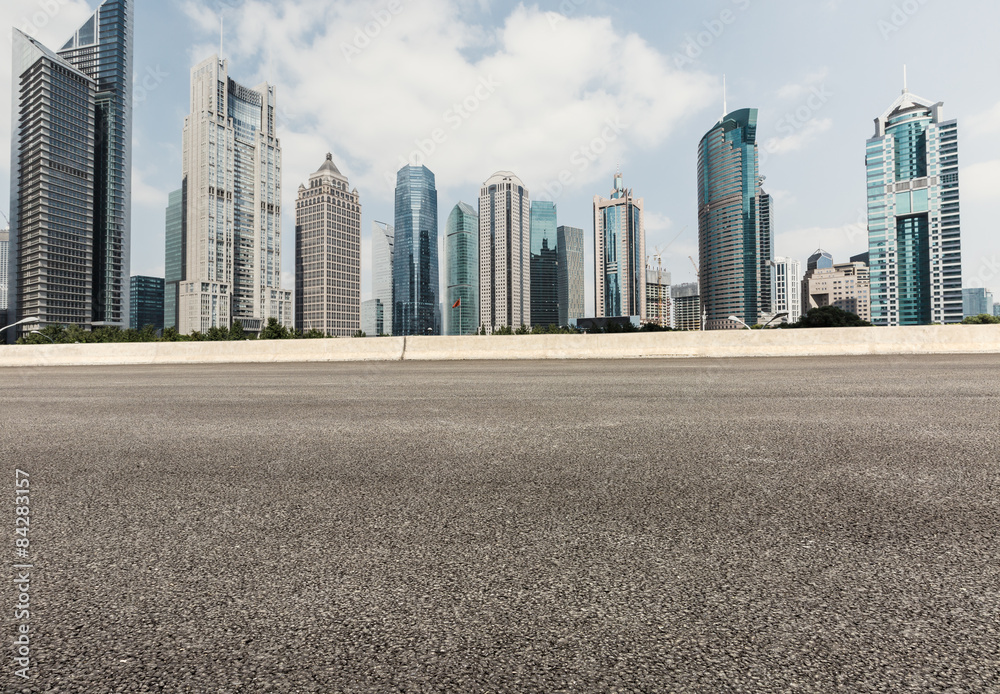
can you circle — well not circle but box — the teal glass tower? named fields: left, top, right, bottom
left=130, top=276, right=164, bottom=331
left=866, top=82, right=963, bottom=325
left=697, top=108, right=766, bottom=330
left=530, top=201, right=559, bottom=328
left=557, top=225, right=585, bottom=326
left=393, top=166, right=439, bottom=336
left=164, top=188, right=185, bottom=330
left=446, top=203, right=479, bottom=336
left=594, top=172, right=645, bottom=319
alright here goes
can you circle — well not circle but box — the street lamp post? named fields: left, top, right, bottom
left=0, top=317, right=41, bottom=339
left=29, top=331, right=54, bottom=344
left=727, top=315, right=753, bottom=331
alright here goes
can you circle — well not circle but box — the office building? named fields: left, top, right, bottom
left=480, top=171, right=530, bottom=332
left=295, top=154, right=361, bottom=336
left=962, top=288, right=994, bottom=319
left=164, top=188, right=184, bottom=330
left=698, top=108, right=768, bottom=330
left=372, top=221, right=394, bottom=337
left=446, top=202, right=479, bottom=336
left=759, top=189, right=775, bottom=317
left=530, top=201, right=559, bottom=328
left=807, top=249, right=834, bottom=272
left=129, top=276, right=164, bottom=331
left=645, top=269, right=672, bottom=328
left=595, top=172, right=645, bottom=319
left=8, top=31, right=96, bottom=341
left=672, top=283, right=701, bottom=331
left=994, top=303, right=1000, bottom=318
left=557, top=225, right=585, bottom=327
left=866, top=82, right=963, bottom=325
left=179, top=55, right=290, bottom=335
left=393, top=165, right=439, bottom=336
left=772, top=256, right=802, bottom=324
left=58, top=0, right=133, bottom=328
left=850, top=252, right=870, bottom=266
left=360, top=299, right=383, bottom=337
left=0, top=228, right=8, bottom=312
left=802, top=255, right=871, bottom=322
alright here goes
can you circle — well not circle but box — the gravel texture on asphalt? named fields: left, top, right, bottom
left=1, top=355, right=999, bottom=693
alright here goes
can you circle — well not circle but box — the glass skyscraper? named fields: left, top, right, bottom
left=697, top=108, right=766, bottom=330
left=372, top=221, right=394, bottom=336
left=866, top=85, right=963, bottom=325
left=758, top=189, right=775, bottom=317
left=58, top=0, right=133, bottom=328
left=0, top=228, right=8, bottom=313
left=446, top=203, right=479, bottom=336
left=393, top=166, right=439, bottom=336
left=530, top=201, right=559, bottom=328
left=557, top=225, right=585, bottom=327
left=130, top=276, right=164, bottom=331
left=594, top=172, right=645, bottom=319
left=164, top=188, right=184, bottom=330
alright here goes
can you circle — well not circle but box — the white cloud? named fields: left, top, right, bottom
left=962, top=159, right=1000, bottom=202
left=966, top=102, right=1000, bottom=137
left=190, top=0, right=717, bottom=203
left=775, top=68, right=829, bottom=101
left=762, top=118, right=833, bottom=157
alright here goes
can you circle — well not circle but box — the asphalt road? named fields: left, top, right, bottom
left=1, top=355, right=999, bottom=693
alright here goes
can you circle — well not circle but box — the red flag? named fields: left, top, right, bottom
left=452, top=299, right=461, bottom=309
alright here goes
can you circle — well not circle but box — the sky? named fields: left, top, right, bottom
left=3, top=0, right=1000, bottom=315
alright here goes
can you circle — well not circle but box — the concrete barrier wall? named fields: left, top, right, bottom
left=1, top=326, right=1000, bottom=368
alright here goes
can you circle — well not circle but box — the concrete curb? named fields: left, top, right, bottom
left=1, top=326, right=999, bottom=368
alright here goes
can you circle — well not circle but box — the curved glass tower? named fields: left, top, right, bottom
left=393, top=165, right=439, bottom=336
left=697, top=108, right=765, bottom=330
left=446, top=203, right=479, bottom=336
left=866, top=86, right=963, bottom=325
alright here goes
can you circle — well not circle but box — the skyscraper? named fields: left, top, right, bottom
left=180, top=55, right=290, bottom=335
left=807, top=249, right=834, bottom=273
left=594, top=172, right=645, bottom=319
left=772, top=256, right=802, bottom=324
left=0, top=228, right=8, bottom=313
left=393, top=166, right=439, bottom=336
left=372, top=221, right=394, bottom=336
left=530, top=201, right=559, bottom=328
left=557, top=225, right=585, bottom=327
left=8, top=31, right=96, bottom=342
left=129, top=276, right=164, bottom=331
left=446, top=203, right=479, bottom=336
left=479, top=171, right=530, bottom=332
left=295, top=154, right=361, bottom=336
left=697, top=108, right=766, bottom=330
left=866, top=82, right=963, bottom=325
left=164, top=188, right=184, bottom=331
left=758, top=189, right=775, bottom=317
left=58, top=0, right=133, bottom=328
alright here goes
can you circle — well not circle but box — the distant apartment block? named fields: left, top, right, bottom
left=802, top=254, right=871, bottom=322
left=962, top=288, right=994, bottom=319
left=295, top=154, right=361, bottom=336
left=0, top=228, right=8, bottom=312
left=672, top=283, right=701, bottom=331
left=772, top=257, right=802, bottom=324
left=557, top=225, right=585, bottom=327
left=130, top=276, right=164, bottom=331
left=360, top=299, right=384, bottom=337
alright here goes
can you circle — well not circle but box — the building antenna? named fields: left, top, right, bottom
left=220, top=15, right=224, bottom=59
left=902, top=64, right=908, bottom=93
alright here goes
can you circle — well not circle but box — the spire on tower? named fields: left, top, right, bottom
left=723, top=74, right=728, bottom=119
left=902, top=64, right=908, bottom=94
